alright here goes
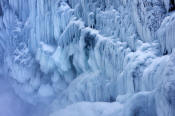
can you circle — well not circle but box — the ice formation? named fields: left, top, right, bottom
left=0, top=0, right=175, bottom=116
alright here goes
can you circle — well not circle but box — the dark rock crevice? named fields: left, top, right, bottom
left=0, top=3, right=3, bottom=16
left=169, top=0, right=175, bottom=12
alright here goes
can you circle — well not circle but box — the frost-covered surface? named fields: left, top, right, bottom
left=0, top=0, right=175, bottom=116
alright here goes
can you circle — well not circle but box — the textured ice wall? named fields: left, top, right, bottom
left=0, top=0, right=175, bottom=116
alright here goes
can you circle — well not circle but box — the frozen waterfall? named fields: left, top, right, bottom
left=0, top=0, right=175, bottom=116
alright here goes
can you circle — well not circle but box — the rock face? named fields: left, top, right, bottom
left=0, top=0, right=175, bottom=116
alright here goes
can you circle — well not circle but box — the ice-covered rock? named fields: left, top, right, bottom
left=157, top=12, right=175, bottom=54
